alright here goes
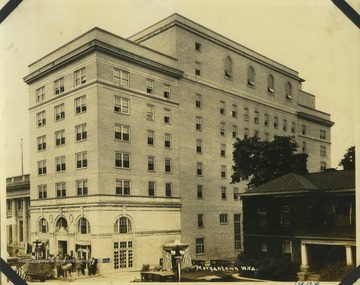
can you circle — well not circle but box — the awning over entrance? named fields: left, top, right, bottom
left=76, top=240, right=91, bottom=246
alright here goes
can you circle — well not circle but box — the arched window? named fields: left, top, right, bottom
left=268, top=75, right=274, bottom=93
left=114, top=217, right=132, bottom=234
left=285, top=82, right=292, bottom=99
left=77, top=217, right=91, bottom=234
left=224, top=56, right=233, bottom=79
left=39, top=218, right=48, bottom=233
left=247, top=66, right=255, bottom=87
left=56, top=217, right=68, bottom=232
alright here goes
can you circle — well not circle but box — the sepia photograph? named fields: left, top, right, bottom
left=0, top=0, right=359, bottom=284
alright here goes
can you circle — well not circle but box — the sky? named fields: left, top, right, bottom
left=0, top=0, right=359, bottom=178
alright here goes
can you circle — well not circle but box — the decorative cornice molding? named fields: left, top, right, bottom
left=297, top=111, right=334, bottom=127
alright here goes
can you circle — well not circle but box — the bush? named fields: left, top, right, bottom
left=318, top=262, right=355, bottom=281
left=141, top=264, right=150, bottom=272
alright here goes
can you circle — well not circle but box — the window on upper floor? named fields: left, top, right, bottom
left=221, top=187, right=227, bottom=200
left=197, top=162, right=203, bottom=176
left=55, top=129, right=65, bottom=147
left=196, top=116, right=202, bottom=131
left=196, top=238, right=205, bottom=254
left=164, top=109, right=171, bottom=124
left=148, top=181, right=155, bottom=196
left=76, top=179, right=88, bottom=196
left=244, top=128, right=249, bottom=139
left=75, top=95, right=87, bottom=114
left=320, top=130, right=326, bottom=140
left=197, top=185, right=203, bottom=199
left=114, top=217, right=132, bottom=234
left=55, top=155, right=66, bottom=172
left=165, top=158, right=172, bottom=173
left=113, top=68, right=129, bottom=87
left=76, top=151, right=88, bottom=169
left=54, top=77, right=64, bottom=95
left=164, top=84, right=171, bottom=99
left=37, top=160, right=47, bottom=175
left=36, top=86, right=45, bottom=103
left=196, top=139, right=202, bottom=154
left=232, top=104, right=238, bottom=118
left=220, top=213, right=228, bottom=224
left=283, top=119, right=288, bottom=132
left=232, top=125, right=238, bottom=138
left=78, top=217, right=91, bottom=234
left=115, top=124, right=130, bottom=142
left=56, top=182, right=66, bottom=197
left=115, top=152, right=130, bottom=169
left=220, top=101, right=226, bottom=115
left=221, top=165, right=227, bottom=178
left=254, top=111, right=259, bottom=124
left=302, top=142, right=307, bottom=153
left=265, top=132, right=270, bottom=142
left=164, top=133, right=171, bottom=149
left=114, top=96, right=129, bottom=114
left=37, top=135, right=46, bottom=151
left=247, top=66, right=255, bottom=87
left=148, top=156, right=155, bottom=172
left=39, top=218, right=48, bottom=233
left=195, top=93, right=202, bottom=108
left=36, top=111, right=46, bottom=127
left=116, top=179, right=131, bottom=195
left=75, top=123, right=87, bottom=142
left=285, top=82, right=293, bottom=100
left=321, top=161, right=327, bottom=171
left=274, top=116, right=278, bottom=129
left=264, top=114, right=269, bottom=127
left=221, top=144, right=226, bottom=157
left=74, top=67, right=86, bottom=86
left=268, top=74, right=275, bottom=94
left=258, top=207, right=267, bottom=226
left=195, top=42, right=202, bottom=52
left=198, top=214, right=204, bottom=228
left=195, top=62, right=201, bottom=77
left=147, top=104, right=155, bottom=121
left=243, top=108, right=249, bottom=121
left=38, top=185, right=47, bottom=199
left=301, top=125, right=306, bottom=135
left=224, top=56, right=233, bottom=79
left=147, top=130, right=154, bottom=146
left=233, top=187, right=240, bottom=200
left=280, top=205, right=291, bottom=226
left=220, top=122, right=226, bottom=136
left=291, top=122, right=296, bottom=134
left=320, top=146, right=327, bottom=156
left=54, top=104, right=65, bottom=122
left=146, top=79, right=154, bottom=94
left=165, top=183, right=172, bottom=197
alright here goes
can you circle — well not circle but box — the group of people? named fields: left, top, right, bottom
left=55, top=254, right=98, bottom=278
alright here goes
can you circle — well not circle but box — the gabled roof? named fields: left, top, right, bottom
left=241, top=170, right=355, bottom=197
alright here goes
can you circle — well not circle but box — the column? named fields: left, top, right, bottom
left=346, top=245, right=353, bottom=265
left=300, top=243, right=309, bottom=271
left=22, top=198, right=28, bottom=243
left=11, top=200, right=18, bottom=245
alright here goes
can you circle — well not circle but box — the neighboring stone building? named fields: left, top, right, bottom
left=23, top=14, right=333, bottom=272
left=240, top=170, right=355, bottom=281
left=6, top=174, right=30, bottom=256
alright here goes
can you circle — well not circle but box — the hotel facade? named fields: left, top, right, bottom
left=23, top=14, right=333, bottom=272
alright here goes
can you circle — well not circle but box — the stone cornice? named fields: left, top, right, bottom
left=297, top=111, right=334, bottom=127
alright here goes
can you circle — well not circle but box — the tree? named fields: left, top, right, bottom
left=339, top=146, right=355, bottom=170
left=231, top=136, right=304, bottom=188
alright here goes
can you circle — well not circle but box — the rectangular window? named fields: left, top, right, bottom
left=198, top=214, right=204, bottom=228
left=114, top=96, right=129, bottom=114
left=291, top=122, right=296, bottom=134
left=54, top=77, right=64, bottom=95
left=232, top=125, right=238, bottom=138
left=197, top=162, right=203, bottom=176
left=283, top=119, right=288, bottom=132
left=282, top=241, right=292, bottom=254
left=6, top=200, right=12, bottom=211
left=264, top=114, right=269, bottom=127
left=196, top=238, right=205, bottom=254
left=196, top=139, right=202, bottom=154
left=259, top=207, right=267, bottom=226
left=265, top=132, right=270, bottom=142
left=75, top=123, right=87, bottom=142
left=115, top=124, right=130, bottom=142
left=220, top=101, right=226, bottom=115
left=244, top=128, right=249, bottom=139
left=74, top=67, right=86, bottom=86
left=147, top=130, right=154, bottom=146
left=302, top=142, right=307, bottom=153
left=233, top=187, right=239, bottom=200
left=146, top=79, right=154, bottom=94
left=165, top=158, right=172, bottom=173
left=234, top=214, right=241, bottom=250
left=165, top=183, right=172, bottom=197
left=254, top=130, right=260, bottom=138
left=17, top=200, right=23, bottom=210
left=221, top=187, right=227, bottom=200
left=148, top=181, right=155, bottom=196
left=115, top=152, right=130, bottom=169
left=55, top=130, right=65, bottom=146
left=55, top=156, right=66, bottom=172
left=76, top=179, right=88, bottom=196
left=274, top=117, right=278, bottom=129
left=148, top=156, right=155, bottom=171
left=196, top=116, right=202, bottom=131
left=254, top=111, right=259, bottom=124
left=243, top=108, right=249, bottom=121
left=320, top=146, right=327, bottom=156
left=232, top=104, right=238, bottom=118
left=320, top=130, right=326, bottom=140
left=37, top=136, right=46, bottom=151
left=113, top=68, right=129, bottom=87
left=195, top=94, right=202, bottom=108
left=321, top=161, right=327, bottom=171
left=281, top=205, right=291, bottom=226
left=302, top=125, right=306, bottom=135
left=116, top=179, right=131, bottom=195
left=76, top=151, right=88, bottom=169
left=164, top=133, right=171, bottom=148
left=56, top=182, right=66, bottom=197
left=197, top=185, right=203, bottom=199
left=261, top=241, right=268, bottom=252
left=220, top=122, right=226, bottom=136
left=195, top=42, right=201, bottom=52
left=195, top=62, right=201, bottom=76
left=221, top=144, right=226, bottom=157
left=220, top=213, right=228, bottom=224
left=221, top=165, right=226, bottom=178
left=38, top=185, right=47, bottom=199
left=164, top=109, right=171, bottom=124
left=147, top=104, right=155, bottom=121
left=36, top=86, right=45, bottom=102
left=75, top=95, right=87, bottom=114
left=164, top=84, right=171, bottom=99
left=54, top=104, right=65, bottom=121
left=37, top=160, right=47, bottom=175
left=36, top=111, right=46, bottom=127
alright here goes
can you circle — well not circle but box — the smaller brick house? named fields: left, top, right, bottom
left=240, top=170, right=355, bottom=280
